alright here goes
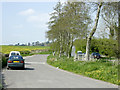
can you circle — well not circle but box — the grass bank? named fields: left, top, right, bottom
left=47, top=55, right=119, bottom=85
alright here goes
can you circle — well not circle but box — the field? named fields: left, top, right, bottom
left=1, top=45, right=50, bottom=54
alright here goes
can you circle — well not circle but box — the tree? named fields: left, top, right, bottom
left=63, top=2, right=91, bottom=58
left=99, top=2, right=119, bottom=59
left=47, top=1, right=91, bottom=58
left=85, top=2, right=103, bottom=61
left=101, top=2, right=118, bottom=40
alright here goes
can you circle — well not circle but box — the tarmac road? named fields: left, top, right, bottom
left=2, top=54, right=118, bottom=88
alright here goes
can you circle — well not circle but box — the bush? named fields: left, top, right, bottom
left=74, top=38, right=118, bottom=58
left=0, top=54, right=7, bottom=68
left=20, top=51, right=31, bottom=54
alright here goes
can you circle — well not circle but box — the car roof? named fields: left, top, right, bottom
left=77, top=51, right=82, bottom=52
left=10, top=51, right=20, bottom=53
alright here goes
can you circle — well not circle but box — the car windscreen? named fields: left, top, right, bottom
left=77, top=52, right=82, bottom=54
left=16, top=53, right=20, bottom=55
left=9, top=56, right=23, bottom=60
left=11, top=53, right=16, bottom=55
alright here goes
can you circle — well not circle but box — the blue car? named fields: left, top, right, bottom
left=7, top=55, right=25, bottom=69
left=91, top=52, right=101, bottom=59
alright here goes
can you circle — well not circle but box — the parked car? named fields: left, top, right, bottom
left=91, top=52, right=101, bottom=59
left=7, top=55, right=25, bottom=69
left=77, top=51, right=82, bottom=55
left=9, top=51, right=21, bottom=57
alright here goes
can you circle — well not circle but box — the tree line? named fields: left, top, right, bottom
left=46, top=1, right=119, bottom=60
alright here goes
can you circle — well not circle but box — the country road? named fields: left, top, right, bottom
left=2, top=54, right=118, bottom=88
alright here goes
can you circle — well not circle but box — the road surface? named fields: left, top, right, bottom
left=2, top=55, right=118, bottom=88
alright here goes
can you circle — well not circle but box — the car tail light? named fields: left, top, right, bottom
left=8, top=61, right=12, bottom=63
left=21, top=61, right=24, bottom=63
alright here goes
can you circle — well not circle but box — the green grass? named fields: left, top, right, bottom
left=101, top=57, right=117, bottom=60
left=47, top=55, right=119, bottom=85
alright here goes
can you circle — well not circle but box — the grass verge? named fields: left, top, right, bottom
left=47, top=54, right=119, bottom=85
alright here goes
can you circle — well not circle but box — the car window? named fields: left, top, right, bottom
left=9, top=56, right=23, bottom=60
left=11, top=53, right=16, bottom=55
left=78, top=52, right=82, bottom=54
left=16, top=53, right=19, bottom=55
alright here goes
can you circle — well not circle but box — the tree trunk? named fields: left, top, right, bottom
left=67, top=34, right=73, bottom=58
left=68, top=42, right=73, bottom=58
left=85, top=2, right=102, bottom=61
left=118, top=6, right=120, bottom=60
left=59, top=33, right=63, bottom=57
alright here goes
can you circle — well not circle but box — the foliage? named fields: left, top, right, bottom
left=74, top=39, right=87, bottom=53
left=47, top=2, right=91, bottom=58
left=20, top=51, right=31, bottom=55
left=2, top=56, right=7, bottom=68
left=47, top=55, right=119, bottom=85
left=0, top=53, right=7, bottom=68
left=101, top=2, right=118, bottom=39
left=74, top=38, right=118, bottom=58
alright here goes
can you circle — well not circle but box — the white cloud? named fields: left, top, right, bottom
left=19, top=9, right=35, bottom=16
left=18, top=9, right=50, bottom=31
left=27, top=13, right=50, bottom=23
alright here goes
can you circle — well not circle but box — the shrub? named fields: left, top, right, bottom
left=74, top=38, right=118, bottom=58
left=0, top=53, right=7, bottom=68
left=20, top=51, right=31, bottom=55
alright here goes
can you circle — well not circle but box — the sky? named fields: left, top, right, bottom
left=1, top=1, right=62, bottom=45
left=1, top=0, right=118, bottom=45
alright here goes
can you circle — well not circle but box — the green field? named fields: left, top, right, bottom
left=1, top=45, right=50, bottom=54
